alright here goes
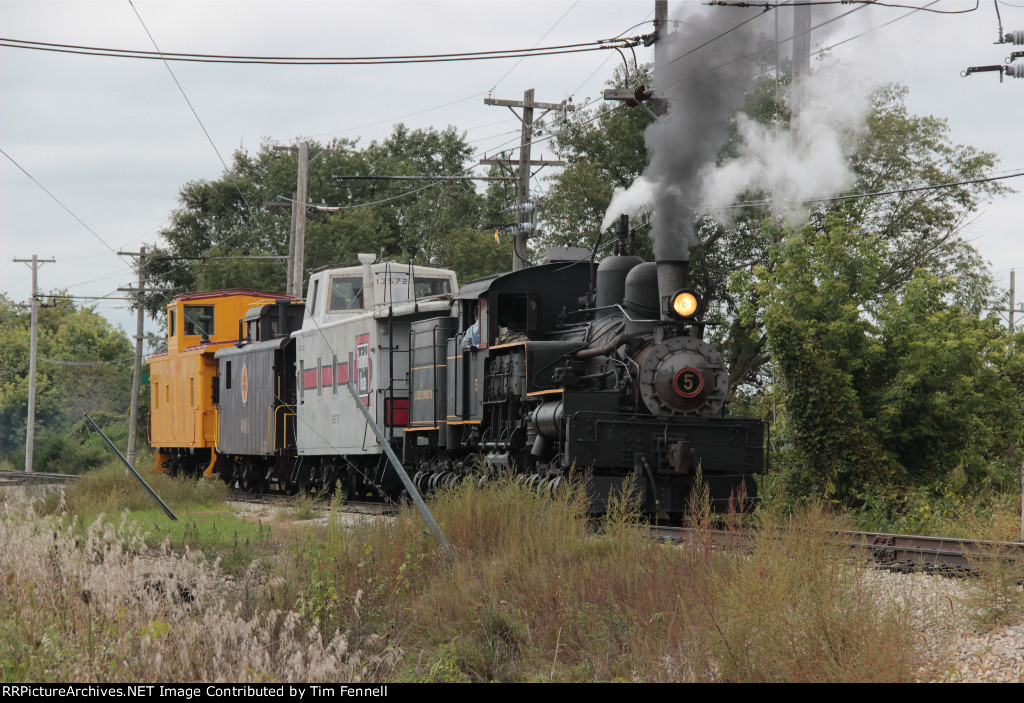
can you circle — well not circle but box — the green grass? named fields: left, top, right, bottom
left=37, top=463, right=274, bottom=575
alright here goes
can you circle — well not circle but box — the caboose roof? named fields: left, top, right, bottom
left=169, top=289, right=292, bottom=304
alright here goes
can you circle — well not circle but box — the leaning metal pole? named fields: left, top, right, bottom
left=84, top=413, right=178, bottom=521
left=346, top=352, right=453, bottom=559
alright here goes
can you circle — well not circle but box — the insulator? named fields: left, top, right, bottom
left=1006, top=30, right=1024, bottom=45
left=1007, top=64, right=1024, bottom=79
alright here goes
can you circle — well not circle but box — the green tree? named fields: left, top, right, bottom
left=145, top=124, right=509, bottom=316
left=743, top=221, right=1022, bottom=505
left=540, top=64, right=654, bottom=257
left=0, top=292, right=133, bottom=466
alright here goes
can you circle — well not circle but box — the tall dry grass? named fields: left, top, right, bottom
left=1, top=470, right=942, bottom=682
left=0, top=499, right=393, bottom=682
left=277, top=477, right=933, bottom=682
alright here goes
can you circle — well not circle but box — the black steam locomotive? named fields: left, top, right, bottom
left=196, top=226, right=765, bottom=519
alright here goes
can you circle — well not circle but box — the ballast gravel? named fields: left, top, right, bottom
left=865, top=569, right=1024, bottom=683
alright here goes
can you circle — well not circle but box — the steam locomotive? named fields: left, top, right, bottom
left=147, top=230, right=765, bottom=518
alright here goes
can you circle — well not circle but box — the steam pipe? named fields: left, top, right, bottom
left=574, top=332, right=632, bottom=359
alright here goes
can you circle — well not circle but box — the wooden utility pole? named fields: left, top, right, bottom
left=1011, top=269, right=1017, bottom=332
left=792, top=0, right=812, bottom=140
left=288, top=190, right=298, bottom=295
left=295, top=141, right=309, bottom=295
left=13, top=254, right=55, bottom=472
left=482, top=93, right=572, bottom=270
left=274, top=143, right=337, bottom=297
left=117, top=247, right=147, bottom=467
left=515, top=89, right=535, bottom=271
left=987, top=269, right=1024, bottom=331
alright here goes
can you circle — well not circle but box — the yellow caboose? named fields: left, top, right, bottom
left=147, top=289, right=293, bottom=476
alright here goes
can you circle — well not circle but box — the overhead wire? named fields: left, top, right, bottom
left=702, top=168, right=1024, bottom=210
left=490, top=0, right=581, bottom=92
left=0, top=146, right=120, bottom=257
left=0, top=35, right=645, bottom=65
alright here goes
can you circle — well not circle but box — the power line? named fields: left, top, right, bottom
left=491, top=1, right=582, bottom=92
left=128, top=0, right=279, bottom=289
left=307, top=93, right=486, bottom=139
left=38, top=356, right=134, bottom=366
left=707, top=0, right=979, bottom=13
left=707, top=3, right=871, bottom=75
left=0, top=35, right=644, bottom=65
left=272, top=101, right=626, bottom=214
left=661, top=4, right=776, bottom=71
left=0, top=362, right=30, bottom=379
left=704, top=168, right=1024, bottom=210
left=0, top=146, right=120, bottom=257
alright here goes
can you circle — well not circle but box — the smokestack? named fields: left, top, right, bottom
left=657, top=259, right=689, bottom=321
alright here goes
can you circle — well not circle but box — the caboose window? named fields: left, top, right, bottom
left=328, top=276, right=364, bottom=312
left=169, top=310, right=176, bottom=336
left=184, top=305, right=215, bottom=336
left=415, top=278, right=451, bottom=298
left=225, top=361, right=232, bottom=390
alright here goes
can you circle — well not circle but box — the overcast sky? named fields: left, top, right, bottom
left=2, top=0, right=1022, bottom=339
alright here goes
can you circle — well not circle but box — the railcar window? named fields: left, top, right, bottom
left=329, top=276, right=364, bottom=312
left=184, top=305, right=215, bottom=336
left=415, top=278, right=451, bottom=298
left=309, top=279, right=319, bottom=315
left=225, top=362, right=232, bottom=390
left=169, top=310, right=176, bottom=336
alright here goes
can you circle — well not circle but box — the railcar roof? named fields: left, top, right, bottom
left=454, top=260, right=593, bottom=300
left=170, top=289, right=293, bottom=303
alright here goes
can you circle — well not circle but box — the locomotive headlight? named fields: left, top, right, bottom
left=670, top=289, right=700, bottom=319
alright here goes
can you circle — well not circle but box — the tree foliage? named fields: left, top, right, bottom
left=143, top=124, right=515, bottom=317
left=542, top=67, right=1017, bottom=504
left=0, top=293, right=133, bottom=467
left=539, top=64, right=654, bottom=257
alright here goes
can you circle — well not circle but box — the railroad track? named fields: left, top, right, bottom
left=225, top=489, right=397, bottom=515
left=0, top=469, right=80, bottom=486
left=648, top=524, right=1024, bottom=573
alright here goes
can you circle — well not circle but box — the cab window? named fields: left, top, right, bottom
left=415, top=278, right=451, bottom=298
left=328, top=276, right=364, bottom=312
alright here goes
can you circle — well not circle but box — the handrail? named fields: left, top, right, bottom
left=273, top=404, right=296, bottom=451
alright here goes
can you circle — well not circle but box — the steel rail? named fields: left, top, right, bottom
left=648, top=525, right=1024, bottom=572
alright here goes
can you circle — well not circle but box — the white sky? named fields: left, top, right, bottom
left=1, top=0, right=1022, bottom=338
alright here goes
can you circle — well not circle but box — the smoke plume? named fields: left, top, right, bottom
left=700, top=63, right=870, bottom=226
left=603, top=5, right=874, bottom=260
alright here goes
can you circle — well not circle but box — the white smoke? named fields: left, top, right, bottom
left=596, top=5, right=878, bottom=258
left=701, top=65, right=873, bottom=226
left=601, top=175, right=655, bottom=232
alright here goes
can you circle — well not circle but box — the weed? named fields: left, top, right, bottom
left=960, top=510, right=1024, bottom=629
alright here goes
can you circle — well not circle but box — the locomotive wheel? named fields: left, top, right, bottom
left=338, top=473, right=354, bottom=504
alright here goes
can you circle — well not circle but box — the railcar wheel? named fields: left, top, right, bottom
left=240, top=461, right=266, bottom=494
left=339, top=472, right=355, bottom=504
